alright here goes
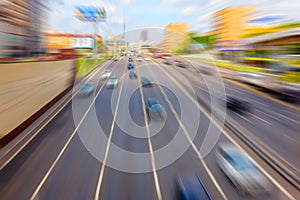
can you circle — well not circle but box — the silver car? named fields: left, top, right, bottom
left=106, top=76, right=118, bottom=88
left=101, top=70, right=111, bottom=80
left=216, top=143, right=269, bottom=196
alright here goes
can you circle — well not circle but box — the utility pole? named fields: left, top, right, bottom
left=93, top=21, right=98, bottom=57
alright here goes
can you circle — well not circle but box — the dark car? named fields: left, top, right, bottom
left=226, top=96, right=252, bottom=113
left=176, top=174, right=211, bottom=200
left=129, top=70, right=137, bottom=78
left=163, top=59, right=172, bottom=65
left=146, top=98, right=166, bottom=120
left=128, top=63, right=134, bottom=69
left=141, top=76, right=152, bottom=87
left=128, top=57, right=133, bottom=62
left=176, top=61, right=189, bottom=68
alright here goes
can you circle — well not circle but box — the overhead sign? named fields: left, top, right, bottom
left=75, top=6, right=106, bottom=22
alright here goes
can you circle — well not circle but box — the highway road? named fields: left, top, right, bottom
left=170, top=58, right=300, bottom=171
left=0, top=56, right=299, bottom=200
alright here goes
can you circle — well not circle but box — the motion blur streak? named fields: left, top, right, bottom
left=1, top=0, right=300, bottom=200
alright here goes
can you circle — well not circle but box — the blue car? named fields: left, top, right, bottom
left=141, top=76, right=152, bottom=87
left=78, top=82, right=93, bottom=96
left=128, top=63, right=134, bottom=69
left=129, top=70, right=137, bottom=78
left=146, top=98, right=166, bottom=120
left=176, top=174, right=211, bottom=200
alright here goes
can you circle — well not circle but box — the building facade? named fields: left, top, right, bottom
left=212, top=7, right=256, bottom=44
left=0, top=0, right=48, bottom=58
left=164, top=23, right=189, bottom=51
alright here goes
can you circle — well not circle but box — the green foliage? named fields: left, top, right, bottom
left=276, top=21, right=300, bottom=29
left=97, top=40, right=108, bottom=53
left=278, top=72, right=300, bottom=83
left=76, top=57, right=105, bottom=78
left=190, top=34, right=218, bottom=47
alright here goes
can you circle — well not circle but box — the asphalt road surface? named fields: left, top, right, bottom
left=0, top=57, right=299, bottom=200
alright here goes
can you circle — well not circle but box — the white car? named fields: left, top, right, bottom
left=101, top=70, right=111, bottom=79
left=107, top=76, right=118, bottom=88
left=136, top=56, right=143, bottom=62
left=144, top=57, right=151, bottom=61
left=216, top=143, right=269, bottom=196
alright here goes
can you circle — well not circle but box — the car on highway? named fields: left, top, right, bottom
left=199, top=66, right=215, bottom=76
left=226, top=96, right=252, bottom=114
left=144, top=57, right=151, bottom=61
left=146, top=98, right=166, bottom=120
left=176, top=61, right=189, bottom=68
left=128, top=57, right=133, bottom=62
left=141, top=76, right=152, bottom=87
left=106, top=76, right=118, bottom=88
left=176, top=174, right=211, bottom=200
left=112, top=57, right=118, bottom=61
left=235, top=72, right=268, bottom=86
left=136, top=55, right=143, bottom=62
left=163, top=58, right=172, bottom=65
left=153, top=53, right=172, bottom=59
left=78, top=82, right=93, bottom=96
left=128, top=63, right=134, bottom=69
left=101, top=70, right=111, bottom=80
left=129, top=70, right=137, bottom=79
left=216, top=143, right=269, bottom=196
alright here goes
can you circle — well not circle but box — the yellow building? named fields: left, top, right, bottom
left=212, top=7, right=256, bottom=44
left=243, top=26, right=285, bottom=38
left=164, top=23, right=189, bottom=51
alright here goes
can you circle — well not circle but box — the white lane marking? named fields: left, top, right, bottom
left=256, top=110, right=280, bottom=122
left=249, top=113, right=272, bottom=126
left=29, top=60, right=119, bottom=200
left=138, top=82, right=163, bottom=200
left=283, top=110, right=300, bottom=118
left=277, top=113, right=300, bottom=124
left=236, top=113, right=255, bottom=125
left=0, top=61, right=111, bottom=171
left=148, top=65, right=228, bottom=200
left=249, top=99, right=267, bottom=107
left=152, top=61, right=296, bottom=200
left=94, top=62, right=126, bottom=200
left=196, top=86, right=209, bottom=93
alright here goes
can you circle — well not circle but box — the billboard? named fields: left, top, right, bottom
left=75, top=6, right=106, bottom=22
left=72, top=37, right=94, bottom=49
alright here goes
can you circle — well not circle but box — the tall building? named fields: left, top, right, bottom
left=105, top=34, right=126, bottom=56
left=140, top=29, right=148, bottom=41
left=0, top=0, right=48, bottom=58
left=212, top=6, right=256, bottom=45
left=164, top=23, right=189, bottom=51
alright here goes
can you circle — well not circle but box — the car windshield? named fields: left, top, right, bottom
left=142, top=77, right=150, bottom=81
left=148, top=100, right=158, bottom=107
left=226, top=152, right=254, bottom=171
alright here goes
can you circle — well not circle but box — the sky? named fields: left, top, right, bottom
left=46, top=0, right=300, bottom=40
